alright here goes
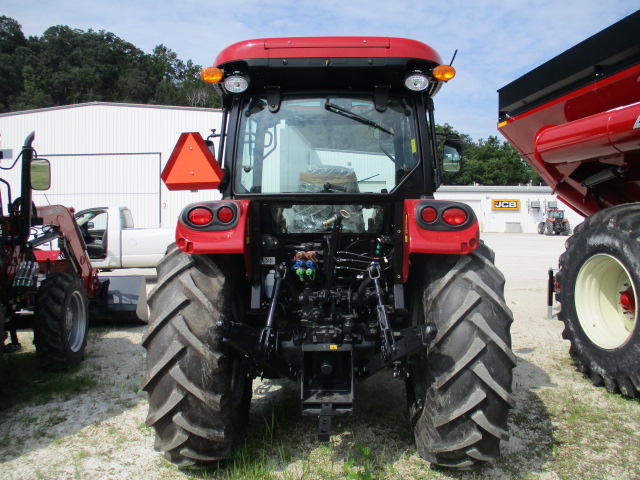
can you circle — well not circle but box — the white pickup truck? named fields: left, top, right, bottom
left=75, top=206, right=174, bottom=269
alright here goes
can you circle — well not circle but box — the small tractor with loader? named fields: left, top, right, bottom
left=1, top=132, right=146, bottom=369
left=144, top=37, right=515, bottom=470
left=499, top=11, right=640, bottom=398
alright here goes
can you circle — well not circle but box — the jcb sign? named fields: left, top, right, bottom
left=492, top=199, right=520, bottom=210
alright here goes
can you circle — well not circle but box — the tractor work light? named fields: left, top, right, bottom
left=404, top=71, right=430, bottom=91
left=224, top=74, right=250, bottom=93
left=200, top=67, right=224, bottom=83
left=433, top=64, right=456, bottom=81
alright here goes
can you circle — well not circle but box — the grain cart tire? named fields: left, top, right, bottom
left=557, top=203, right=640, bottom=398
left=406, top=244, right=516, bottom=469
left=0, top=306, right=5, bottom=364
left=33, top=271, right=89, bottom=369
left=142, top=244, right=252, bottom=467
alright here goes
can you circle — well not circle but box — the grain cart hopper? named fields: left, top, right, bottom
left=1, top=132, right=147, bottom=369
left=144, top=37, right=516, bottom=469
left=498, top=11, right=640, bottom=397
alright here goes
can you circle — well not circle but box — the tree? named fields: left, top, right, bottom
left=437, top=125, right=547, bottom=186
left=0, top=18, right=219, bottom=111
left=0, top=16, right=28, bottom=112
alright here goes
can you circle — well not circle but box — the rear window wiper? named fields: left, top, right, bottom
left=324, top=102, right=394, bottom=136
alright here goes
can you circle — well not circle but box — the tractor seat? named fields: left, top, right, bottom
left=86, top=243, right=106, bottom=260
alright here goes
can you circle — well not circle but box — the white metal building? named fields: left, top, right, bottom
left=0, top=102, right=583, bottom=233
left=0, top=102, right=222, bottom=228
left=435, top=185, right=584, bottom=233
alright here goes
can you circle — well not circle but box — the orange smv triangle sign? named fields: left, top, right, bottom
left=161, top=132, right=224, bottom=191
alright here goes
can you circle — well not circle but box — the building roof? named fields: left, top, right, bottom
left=0, top=102, right=221, bottom=118
left=438, top=185, right=552, bottom=193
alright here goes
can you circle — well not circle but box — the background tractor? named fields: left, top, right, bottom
left=538, top=207, right=571, bottom=235
left=1, top=132, right=146, bottom=369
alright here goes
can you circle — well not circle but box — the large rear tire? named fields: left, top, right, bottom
left=546, top=221, right=554, bottom=235
left=557, top=204, right=640, bottom=398
left=33, top=271, right=89, bottom=369
left=142, top=244, right=252, bottom=467
left=406, top=244, right=516, bottom=469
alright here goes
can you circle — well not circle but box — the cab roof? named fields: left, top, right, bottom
left=214, top=37, right=442, bottom=66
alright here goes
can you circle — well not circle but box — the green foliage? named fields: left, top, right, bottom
left=436, top=123, right=546, bottom=186
left=0, top=16, right=220, bottom=112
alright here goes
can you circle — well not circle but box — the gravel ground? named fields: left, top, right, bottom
left=0, top=233, right=638, bottom=480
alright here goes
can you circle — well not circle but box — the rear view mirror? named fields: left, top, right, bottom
left=31, top=158, right=51, bottom=190
left=442, top=139, right=462, bottom=173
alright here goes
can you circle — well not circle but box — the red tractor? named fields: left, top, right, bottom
left=499, top=11, right=640, bottom=398
left=538, top=208, right=571, bottom=236
left=0, top=132, right=94, bottom=368
left=144, top=37, right=515, bottom=469
left=1, top=133, right=145, bottom=368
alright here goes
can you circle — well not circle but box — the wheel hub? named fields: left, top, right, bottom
left=575, top=254, right=637, bottom=349
left=619, top=287, right=635, bottom=314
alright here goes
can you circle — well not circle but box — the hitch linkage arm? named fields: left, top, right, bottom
left=260, top=262, right=287, bottom=358
left=368, top=263, right=396, bottom=361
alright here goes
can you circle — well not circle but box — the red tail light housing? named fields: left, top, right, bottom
left=415, top=201, right=475, bottom=231
left=182, top=201, right=240, bottom=231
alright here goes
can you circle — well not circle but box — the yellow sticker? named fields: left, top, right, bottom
left=411, top=139, right=417, bottom=153
left=330, top=345, right=338, bottom=350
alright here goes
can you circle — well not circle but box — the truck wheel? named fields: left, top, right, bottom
left=557, top=204, right=640, bottom=398
left=537, top=222, right=545, bottom=234
left=406, top=244, right=516, bottom=469
left=33, top=271, right=89, bottom=369
left=142, top=244, right=252, bottom=467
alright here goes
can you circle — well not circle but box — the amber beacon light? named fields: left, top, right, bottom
left=201, top=67, right=224, bottom=83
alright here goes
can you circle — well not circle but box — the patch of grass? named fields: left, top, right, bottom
left=539, top=387, right=640, bottom=479
left=342, top=443, right=377, bottom=480
left=0, top=350, right=97, bottom=411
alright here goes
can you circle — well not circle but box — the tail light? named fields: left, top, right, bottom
left=188, top=207, right=214, bottom=225
left=442, top=207, right=467, bottom=226
left=217, top=206, right=234, bottom=223
left=420, top=206, right=438, bottom=223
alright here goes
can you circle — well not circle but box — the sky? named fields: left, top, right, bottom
left=2, top=1, right=638, bottom=141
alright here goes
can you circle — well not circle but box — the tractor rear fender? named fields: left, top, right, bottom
left=174, top=199, right=252, bottom=276
left=402, top=199, right=479, bottom=282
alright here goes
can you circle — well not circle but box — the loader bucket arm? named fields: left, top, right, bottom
left=36, top=204, right=99, bottom=297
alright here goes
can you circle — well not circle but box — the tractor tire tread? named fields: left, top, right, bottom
left=33, top=271, right=88, bottom=369
left=409, top=246, right=514, bottom=469
left=143, top=244, right=250, bottom=465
